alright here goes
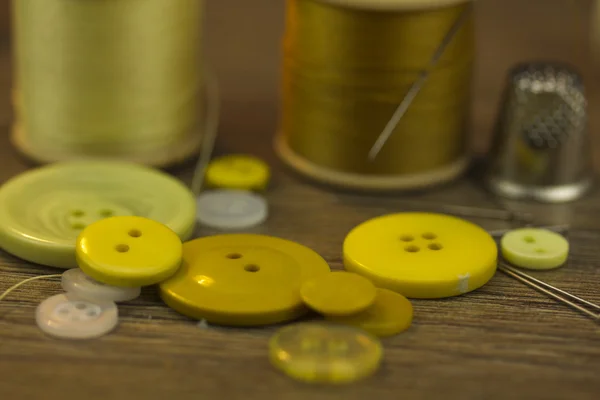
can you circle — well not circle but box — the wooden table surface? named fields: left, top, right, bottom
left=1, top=1, right=599, bottom=399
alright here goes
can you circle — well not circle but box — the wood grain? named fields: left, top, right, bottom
left=1, top=1, right=599, bottom=399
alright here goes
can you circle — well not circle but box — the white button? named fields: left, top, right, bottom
left=196, top=189, right=268, bottom=230
left=61, top=268, right=141, bottom=303
left=36, top=293, right=118, bottom=339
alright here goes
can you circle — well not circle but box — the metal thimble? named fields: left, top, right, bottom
left=484, top=62, right=593, bottom=203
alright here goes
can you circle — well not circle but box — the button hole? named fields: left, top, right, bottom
left=535, top=248, right=546, bottom=253
left=399, top=235, right=414, bottom=242
left=428, top=243, right=443, bottom=251
left=244, top=264, right=260, bottom=272
left=115, top=244, right=130, bottom=253
left=72, top=223, right=85, bottom=230
left=404, top=245, right=420, bottom=253
left=523, top=236, right=536, bottom=243
left=226, top=253, right=242, bottom=259
left=99, top=209, right=113, bottom=218
left=71, top=210, right=84, bottom=217
left=422, top=232, right=437, bottom=240
left=128, top=229, right=142, bottom=238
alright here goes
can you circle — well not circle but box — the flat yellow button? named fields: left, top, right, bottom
left=327, top=288, right=413, bottom=337
left=205, top=154, right=270, bottom=191
left=300, top=272, right=376, bottom=316
left=344, top=213, right=498, bottom=299
left=159, top=234, right=331, bottom=326
left=269, top=323, right=383, bottom=384
left=76, top=216, right=183, bottom=287
left=0, top=161, right=196, bottom=269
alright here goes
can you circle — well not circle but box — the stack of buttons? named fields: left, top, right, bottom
left=300, top=271, right=414, bottom=337
left=196, top=155, right=271, bottom=230
left=36, top=215, right=183, bottom=339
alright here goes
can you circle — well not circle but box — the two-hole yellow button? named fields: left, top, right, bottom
left=159, top=234, right=331, bottom=326
left=76, top=216, right=183, bottom=287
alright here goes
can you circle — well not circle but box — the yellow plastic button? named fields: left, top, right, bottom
left=300, top=271, right=377, bottom=316
left=205, top=154, right=270, bottom=191
left=269, top=323, right=383, bottom=384
left=159, top=234, right=331, bottom=326
left=327, top=288, right=413, bottom=337
left=0, top=161, right=196, bottom=269
left=343, top=212, right=498, bottom=299
left=76, top=216, right=183, bottom=287
left=501, top=228, right=569, bottom=270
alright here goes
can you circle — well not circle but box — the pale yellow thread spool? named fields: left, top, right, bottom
left=275, top=0, right=477, bottom=191
left=11, top=0, right=207, bottom=168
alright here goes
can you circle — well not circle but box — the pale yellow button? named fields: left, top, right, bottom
left=76, top=216, right=183, bottom=287
left=300, top=271, right=377, bottom=316
left=327, top=288, right=413, bottom=337
left=205, top=154, right=270, bottom=191
left=0, top=161, right=196, bottom=269
left=501, top=228, right=569, bottom=270
left=269, top=323, right=383, bottom=384
left=343, top=213, right=498, bottom=299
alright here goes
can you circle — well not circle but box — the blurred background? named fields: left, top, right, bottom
left=0, top=0, right=594, bottom=163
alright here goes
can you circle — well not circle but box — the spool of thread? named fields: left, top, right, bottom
left=275, top=0, right=476, bottom=190
left=11, top=0, right=206, bottom=167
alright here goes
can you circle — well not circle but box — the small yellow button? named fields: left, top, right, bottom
left=159, top=234, right=331, bottom=326
left=344, top=213, right=498, bottom=299
left=501, top=228, right=569, bottom=270
left=327, top=288, right=413, bottom=337
left=300, top=271, right=376, bottom=316
left=205, top=154, right=270, bottom=191
left=269, top=323, right=383, bottom=384
left=76, top=216, right=183, bottom=287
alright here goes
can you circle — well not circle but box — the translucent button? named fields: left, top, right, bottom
left=0, top=161, right=196, bottom=268
left=196, top=189, right=268, bottom=230
left=300, top=271, right=377, bottom=316
left=269, top=323, right=383, bottom=384
left=343, top=212, right=498, bottom=298
left=501, top=228, right=569, bottom=270
left=76, top=216, right=183, bottom=287
left=36, top=293, right=118, bottom=339
left=205, top=154, right=270, bottom=191
left=61, top=268, right=141, bottom=303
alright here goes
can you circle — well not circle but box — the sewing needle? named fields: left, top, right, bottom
left=368, top=5, right=473, bottom=161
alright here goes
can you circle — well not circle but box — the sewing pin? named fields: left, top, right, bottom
left=498, top=263, right=600, bottom=321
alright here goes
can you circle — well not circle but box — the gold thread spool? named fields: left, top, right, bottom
left=11, top=0, right=206, bottom=167
left=275, top=0, right=476, bottom=190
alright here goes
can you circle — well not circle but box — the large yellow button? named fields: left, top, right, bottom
left=269, top=323, right=383, bottom=384
left=205, top=154, right=270, bottom=191
left=159, top=234, right=331, bottom=326
left=76, top=216, right=183, bottom=287
left=0, top=161, right=196, bottom=269
left=300, top=271, right=377, bottom=316
left=327, top=288, right=413, bottom=337
left=343, top=213, right=497, bottom=299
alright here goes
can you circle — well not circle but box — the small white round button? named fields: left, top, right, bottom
left=196, top=189, right=268, bottom=230
left=36, top=293, right=118, bottom=339
left=61, top=269, right=141, bottom=303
